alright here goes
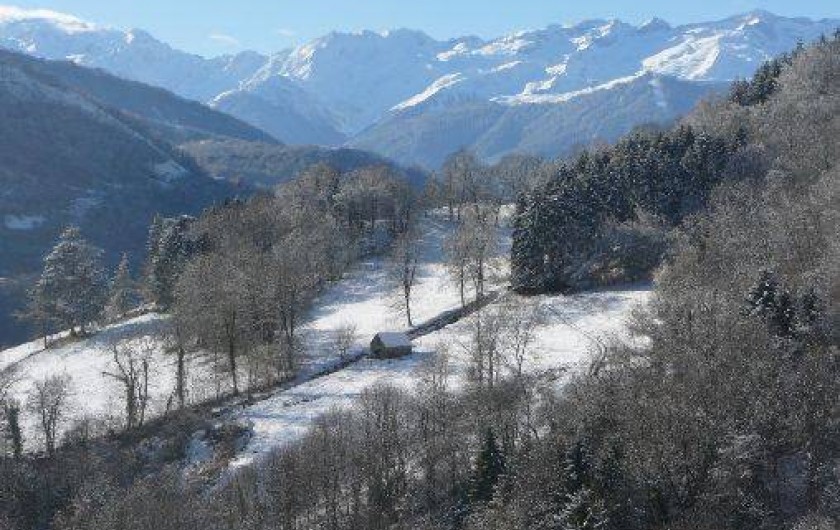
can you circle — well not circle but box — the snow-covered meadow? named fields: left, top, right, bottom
left=0, top=313, right=229, bottom=450
left=1, top=210, right=649, bottom=463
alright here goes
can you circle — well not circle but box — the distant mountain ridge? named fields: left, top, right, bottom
left=0, top=6, right=837, bottom=165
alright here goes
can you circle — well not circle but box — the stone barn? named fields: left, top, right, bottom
left=370, top=332, right=413, bottom=359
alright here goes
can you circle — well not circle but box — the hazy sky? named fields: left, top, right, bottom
left=7, top=1, right=840, bottom=56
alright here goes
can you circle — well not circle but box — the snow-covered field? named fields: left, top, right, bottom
left=229, top=212, right=512, bottom=465
left=1, top=210, right=649, bottom=464
left=0, top=313, right=222, bottom=450
left=230, top=286, right=649, bottom=467
left=0, top=212, right=488, bottom=452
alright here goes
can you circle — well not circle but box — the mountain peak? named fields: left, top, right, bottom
left=638, top=17, right=671, bottom=33
left=742, top=9, right=779, bottom=20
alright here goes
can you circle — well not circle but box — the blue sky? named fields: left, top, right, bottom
left=8, top=1, right=840, bottom=56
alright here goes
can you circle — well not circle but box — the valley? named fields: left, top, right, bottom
left=0, top=4, right=836, bottom=530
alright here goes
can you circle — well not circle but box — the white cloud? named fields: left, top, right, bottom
left=276, top=28, right=297, bottom=38
left=209, top=33, right=241, bottom=47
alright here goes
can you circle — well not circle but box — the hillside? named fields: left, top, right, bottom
left=0, top=50, right=242, bottom=346
left=0, top=49, right=275, bottom=144
left=0, top=210, right=648, bottom=462
left=350, top=73, right=726, bottom=167
left=181, top=139, right=426, bottom=189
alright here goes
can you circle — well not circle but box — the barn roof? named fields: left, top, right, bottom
left=375, top=332, right=412, bottom=348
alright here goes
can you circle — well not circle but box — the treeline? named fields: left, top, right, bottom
left=424, top=150, right=547, bottom=220
left=510, top=121, right=747, bottom=293
left=510, top=30, right=840, bottom=295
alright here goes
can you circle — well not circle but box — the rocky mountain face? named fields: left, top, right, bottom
left=2, top=7, right=836, bottom=166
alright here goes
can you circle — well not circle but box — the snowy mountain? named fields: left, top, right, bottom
left=1, top=6, right=837, bottom=163
left=0, top=6, right=264, bottom=101
left=349, top=73, right=728, bottom=167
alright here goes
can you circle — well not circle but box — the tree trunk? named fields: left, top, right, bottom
left=459, top=269, right=466, bottom=307
left=404, top=288, right=413, bottom=327
left=227, top=315, right=239, bottom=396
left=176, top=345, right=186, bottom=408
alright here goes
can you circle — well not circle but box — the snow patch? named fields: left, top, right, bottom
left=649, top=76, right=668, bottom=109
left=437, top=42, right=469, bottom=61
left=491, top=61, right=522, bottom=73
left=546, top=60, right=569, bottom=76
left=391, top=73, right=465, bottom=111
left=642, top=35, right=722, bottom=79
left=477, top=36, right=531, bottom=56
left=498, top=72, right=645, bottom=105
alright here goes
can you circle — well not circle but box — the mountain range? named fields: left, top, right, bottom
left=1, top=6, right=836, bottom=167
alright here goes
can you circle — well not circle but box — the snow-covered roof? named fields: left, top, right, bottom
left=374, top=332, right=412, bottom=348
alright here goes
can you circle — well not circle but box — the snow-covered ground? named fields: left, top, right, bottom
left=0, top=212, right=493, bottom=452
left=230, top=211, right=512, bottom=465
left=228, top=211, right=649, bottom=467
left=0, top=313, right=224, bottom=451
left=1, top=210, right=649, bottom=464
left=230, top=286, right=649, bottom=467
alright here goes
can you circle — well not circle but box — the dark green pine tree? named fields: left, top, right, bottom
left=144, top=216, right=195, bottom=309
left=34, top=226, right=108, bottom=336
left=559, top=487, right=609, bottom=530
left=745, top=270, right=797, bottom=338
left=3, top=401, right=23, bottom=459
left=511, top=195, right=544, bottom=293
left=471, top=428, right=506, bottom=504
left=105, top=253, right=135, bottom=321
left=745, top=270, right=779, bottom=316
left=563, top=439, right=592, bottom=494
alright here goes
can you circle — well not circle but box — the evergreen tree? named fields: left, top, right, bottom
left=559, top=488, right=609, bottom=530
left=34, top=227, right=107, bottom=336
left=745, top=270, right=797, bottom=338
left=19, top=282, right=56, bottom=347
left=563, top=440, right=592, bottom=494
left=510, top=195, right=546, bottom=293
left=471, top=428, right=506, bottom=504
left=144, top=216, right=195, bottom=309
left=3, top=401, right=22, bottom=459
left=105, top=253, right=135, bottom=321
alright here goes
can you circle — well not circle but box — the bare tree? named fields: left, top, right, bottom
left=446, top=205, right=501, bottom=305
left=165, top=317, right=190, bottom=409
left=103, top=339, right=153, bottom=430
left=27, top=374, right=73, bottom=456
left=463, top=206, right=501, bottom=300
left=498, top=298, right=545, bottom=378
left=441, top=150, right=484, bottom=221
left=334, top=323, right=358, bottom=362
left=457, top=308, right=505, bottom=390
left=175, top=251, right=248, bottom=396
left=390, top=230, right=420, bottom=326
left=444, top=224, right=471, bottom=307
